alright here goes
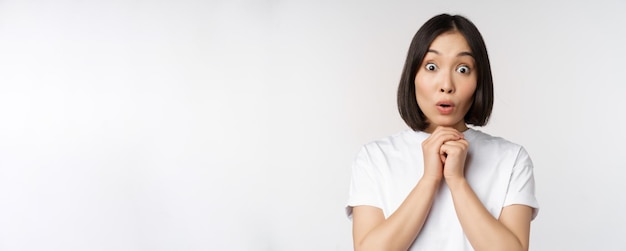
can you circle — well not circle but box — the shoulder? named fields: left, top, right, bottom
left=467, top=129, right=523, bottom=152
left=354, top=130, right=424, bottom=163
left=360, top=129, right=422, bottom=153
left=467, top=129, right=536, bottom=173
left=466, top=129, right=531, bottom=161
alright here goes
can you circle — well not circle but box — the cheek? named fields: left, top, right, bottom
left=458, top=76, right=477, bottom=98
left=461, top=83, right=478, bottom=107
left=413, top=79, right=428, bottom=103
left=466, top=84, right=477, bottom=96
left=414, top=73, right=431, bottom=94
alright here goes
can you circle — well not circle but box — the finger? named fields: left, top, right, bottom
left=434, top=127, right=464, bottom=140
left=431, top=131, right=463, bottom=146
left=442, top=139, right=468, bottom=146
left=440, top=141, right=469, bottom=157
left=434, top=126, right=464, bottom=138
left=445, top=139, right=469, bottom=149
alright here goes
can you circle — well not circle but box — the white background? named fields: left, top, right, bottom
left=1, top=0, right=625, bottom=250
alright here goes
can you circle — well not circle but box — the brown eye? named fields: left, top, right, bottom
left=456, top=65, right=470, bottom=74
left=425, top=63, right=438, bottom=71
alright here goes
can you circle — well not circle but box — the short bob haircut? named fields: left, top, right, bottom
left=397, top=14, right=494, bottom=131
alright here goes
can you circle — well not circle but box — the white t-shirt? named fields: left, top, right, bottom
left=346, top=128, right=539, bottom=250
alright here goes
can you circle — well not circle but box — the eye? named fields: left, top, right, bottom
left=425, top=63, right=438, bottom=71
left=456, top=65, right=471, bottom=74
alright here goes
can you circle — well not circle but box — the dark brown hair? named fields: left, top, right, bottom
left=397, top=14, right=494, bottom=131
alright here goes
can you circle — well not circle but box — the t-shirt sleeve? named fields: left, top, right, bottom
left=345, top=145, right=383, bottom=219
left=503, top=146, right=540, bottom=220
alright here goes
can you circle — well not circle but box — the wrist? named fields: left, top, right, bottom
left=444, top=176, right=467, bottom=190
left=420, top=175, right=443, bottom=185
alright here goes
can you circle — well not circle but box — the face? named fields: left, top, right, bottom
left=415, top=31, right=477, bottom=133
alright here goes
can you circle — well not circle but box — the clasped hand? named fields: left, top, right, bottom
left=421, top=126, right=469, bottom=182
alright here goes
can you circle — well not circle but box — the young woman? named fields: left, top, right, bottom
left=346, top=14, right=539, bottom=251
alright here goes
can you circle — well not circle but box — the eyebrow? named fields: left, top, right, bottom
left=427, top=49, right=474, bottom=58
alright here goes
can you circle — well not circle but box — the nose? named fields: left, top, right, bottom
left=440, top=87, right=454, bottom=94
left=439, top=72, right=455, bottom=94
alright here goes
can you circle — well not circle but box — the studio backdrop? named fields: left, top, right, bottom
left=0, top=1, right=625, bottom=250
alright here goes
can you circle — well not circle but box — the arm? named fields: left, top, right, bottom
left=446, top=178, right=533, bottom=251
left=440, top=137, right=533, bottom=251
left=352, top=177, right=440, bottom=251
left=352, top=127, right=465, bottom=251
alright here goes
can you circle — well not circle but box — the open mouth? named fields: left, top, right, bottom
left=436, top=102, right=454, bottom=114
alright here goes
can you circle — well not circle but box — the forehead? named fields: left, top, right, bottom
left=428, top=31, right=472, bottom=54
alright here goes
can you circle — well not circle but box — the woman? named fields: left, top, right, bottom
left=346, top=14, right=539, bottom=251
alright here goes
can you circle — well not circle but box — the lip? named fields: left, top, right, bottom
left=436, top=100, right=455, bottom=115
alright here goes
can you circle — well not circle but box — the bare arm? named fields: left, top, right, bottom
left=447, top=178, right=533, bottom=251
left=352, top=177, right=440, bottom=251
